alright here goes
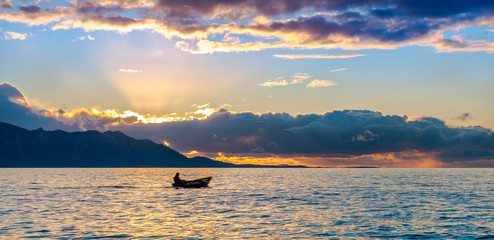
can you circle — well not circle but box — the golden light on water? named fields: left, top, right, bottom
left=2, top=168, right=493, bottom=238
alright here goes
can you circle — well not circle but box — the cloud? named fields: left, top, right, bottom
left=3, top=31, right=27, bottom=40
left=258, top=73, right=311, bottom=87
left=35, top=104, right=222, bottom=132
left=456, top=113, right=473, bottom=121
left=273, top=54, right=364, bottom=59
left=19, top=5, right=40, bottom=13
left=331, top=68, right=348, bottom=72
left=0, top=82, right=70, bottom=131
left=0, top=0, right=493, bottom=53
left=110, top=109, right=494, bottom=167
left=74, top=35, right=95, bottom=41
left=430, top=34, right=494, bottom=53
left=0, top=82, right=28, bottom=106
left=0, top=6, right=72, bottom=26
left=118, top=68, right=142, bottom=73
left=258, top=73, right=338, bottom=88
left=0, top=0, right=11, bottom=9
left=306, top=79, right=338, bottom=88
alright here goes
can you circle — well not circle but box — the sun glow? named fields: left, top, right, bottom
left=38, top=105, right=225, bottom=130
left=203, top=151, right=450, bottom=168
left=192, top=108, right=216, bottom=118
left=184, top=151, right=200, bottom=157
left=214, top=152, right=305, bottom=166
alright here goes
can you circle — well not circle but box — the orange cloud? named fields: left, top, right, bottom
left=37, top=105, right=222, bottom=131
left=0, top=7, right=71, bottom=26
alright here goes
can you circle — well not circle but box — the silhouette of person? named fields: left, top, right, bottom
left=174, top=172, right=185, bottom=185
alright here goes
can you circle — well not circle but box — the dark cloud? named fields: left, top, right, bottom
left=396, top=0, right=494, bottom=18
left=0, top=0, right=11, bottom=9
left=156, top=0, right=307, bottom=16
left=0, top=82, right=27, bottom=104
left=19, top=5, right=40, bottom=13
left=89, top=15, right=137, bottom=27
left=153, top=0, right=494, bottom=19
left=0, top=82, right=70, bottom=131
left=77, top=2, right=123, bottom=14
left=252, top=15, right=436, bottom=43
left=113, top=110, right=494, bottom=165
left=371, top=8, right=397, bottom=18
left=437, top=38, right=468, bottom=49
left=456, top=113, right=473, bottom=121
left=337, top=11, right=364, bottom=20
left=154, top=0, right=388, bottom=17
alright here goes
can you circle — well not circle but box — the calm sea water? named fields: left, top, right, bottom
left=0, top=168, right=493, bottom=239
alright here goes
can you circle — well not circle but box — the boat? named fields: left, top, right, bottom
left=172, top=177, right=212, bottom=188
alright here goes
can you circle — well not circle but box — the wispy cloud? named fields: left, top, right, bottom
left=258, top=73, right=339, bottom=88
left=118, top=68, right=142, bottom=73
left=330, top=68, right=348, bottom=72
left=4, top=31, right=27, bottom=40
left=74, top=35, right=95, bottom=41
left=455, top=113, right=473, bottom=121
left=306, top=79, right=338, bottom=88
left=257, top=73, right=311, bottom=87
left=273, top=54, right=365, bottom=60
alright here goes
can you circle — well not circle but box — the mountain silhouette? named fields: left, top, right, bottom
left=0, top=122, right=236, bottom=167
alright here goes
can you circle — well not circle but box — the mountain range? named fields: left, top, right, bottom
left=0, top=121, right=238, bottom=167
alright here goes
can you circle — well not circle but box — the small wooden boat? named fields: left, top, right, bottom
left=172, top=177, right=212, bottom=188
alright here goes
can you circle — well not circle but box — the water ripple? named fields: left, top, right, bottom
left=0, top=168, right=492, bottom=239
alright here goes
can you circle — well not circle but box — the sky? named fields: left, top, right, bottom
left=1, top=0, right=493, bottom=167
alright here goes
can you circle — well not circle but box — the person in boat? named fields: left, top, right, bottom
left=174, top=172, right=185, bottom=185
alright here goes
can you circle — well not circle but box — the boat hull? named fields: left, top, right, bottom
left=172, top=177, right=212, bottom=188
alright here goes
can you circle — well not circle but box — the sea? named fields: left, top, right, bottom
left=0, top=168, right=493, bottom=239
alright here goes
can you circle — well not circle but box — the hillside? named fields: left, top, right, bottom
left=0, top=122, right=236, bottom=167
